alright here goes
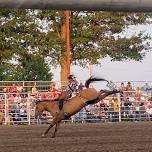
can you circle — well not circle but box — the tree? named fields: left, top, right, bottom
left=0, top=9, right=151, bottom=82
left=70, top=12, right=150, bottom=63
left=36, top=11, right=151, bottom=82
left=9, top=54, right=53, bottom=81
left=0, top=9, right=53, bottom=81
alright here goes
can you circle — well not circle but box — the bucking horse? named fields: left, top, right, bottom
left=35, top=77, right=120, bottom=138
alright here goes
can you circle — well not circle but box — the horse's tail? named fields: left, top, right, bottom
left=85, top=77, right=109, bottom=88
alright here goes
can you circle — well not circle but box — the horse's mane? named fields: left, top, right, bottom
left=85, top=77, right=109, bottom=88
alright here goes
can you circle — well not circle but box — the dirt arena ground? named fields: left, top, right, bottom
left=0, top=121, right=152, bottom=152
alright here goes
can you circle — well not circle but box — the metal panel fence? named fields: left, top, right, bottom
left=0, top=81, right=152, bottom=125
left=0, top=92, right=152, bottom=125
left=0, top=81, right=62, bottom=93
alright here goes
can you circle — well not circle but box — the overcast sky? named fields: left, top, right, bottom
left=52, top=24, right=152, bottom=86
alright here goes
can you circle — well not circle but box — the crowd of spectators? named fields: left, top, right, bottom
left=0, top=83, right=28, bottom=125
left=92, top=81, right=152, bottom=122
left=75, top=81, right=152, bottom=123
left=118, top=82, right=152, bottom=121
left=0, top=81, right=152, bottom=125
left=0, top=82, right=62, bottom=125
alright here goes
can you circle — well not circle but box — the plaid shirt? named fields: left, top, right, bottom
left=65, top=80, right=79, bottom=95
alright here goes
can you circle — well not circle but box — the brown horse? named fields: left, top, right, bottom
left=35, top=77, right=120, bottom=138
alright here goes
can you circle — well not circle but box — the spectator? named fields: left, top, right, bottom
left=31, top=85, right=38, bottom=97
left=126, top=82, right=133, bottom=96
left=19, top=106, right=27, bottom=121
left=123, top=97, right=132, bottom=117
left=133, top=100, right=141, bottom=120
left=3, top=87, right=7, bottom=93
left=113, top=97, right=119, bottom=113
left=9, top=83, right=17, bottom=93
left=145, top=100, right=152, bottom=119
left=142, top=82, right=151, bottom=94
left=16, top=83, right=23, bottom=93
left=5, top=114, right=13, bottom=125
left=134, top=87, right=142, bottom=102
left=150, top=92, right=152, bottom=101
left=14, top=93, right=22, bottom=104
left=49, top=82, right=58, bottom=92
left=78, top=107, right=87, bottom=123
left=111, top=96, right=119, bottom=121
left=49, top=81, right=61, bottom=100
left=119, top=82, right=127, bottom=102
left=119, top=82, right=126, bottom=92
left=9, top=94, right=15, bottom=103
left=119, top=82, right=129, bottom=115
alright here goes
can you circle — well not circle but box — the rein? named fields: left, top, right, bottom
left=36, top=99, right=58, bottom=104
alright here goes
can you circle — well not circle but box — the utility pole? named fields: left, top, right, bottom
left=65, top=10, right=71, bottom=77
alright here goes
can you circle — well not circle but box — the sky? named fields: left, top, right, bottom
left=51, top=23, right=152, bottom=88
left=52, top=52, right=152, bottom=89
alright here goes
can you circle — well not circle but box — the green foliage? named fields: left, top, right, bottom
left=69, top=12, right=150, bottom=65
left=0, top=9, right=151, bottom=80
left=3, top=55, right=53, bottom=81
left=0, top=9, right=53, bottom=80
left=34, top=11, right=151, bottom=66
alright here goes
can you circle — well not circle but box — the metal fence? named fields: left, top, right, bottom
left=0, top=81, right=152, bottom=125
left=0, top=81, right=63, bottom=93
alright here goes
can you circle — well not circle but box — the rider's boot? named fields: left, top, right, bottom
left=59, top=99, right=64, bottom=110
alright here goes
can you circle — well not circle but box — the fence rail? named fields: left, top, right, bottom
left=0, top=81, right=62, bottom=93
left=0, top=91, right=152, bottom=125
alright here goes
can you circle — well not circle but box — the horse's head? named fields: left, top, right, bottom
left=34, top=101, right=45, bottom=118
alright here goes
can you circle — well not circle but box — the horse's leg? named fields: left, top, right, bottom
left=51, top=112, right=69, bottom=138
left=86, top=89, right=120, bottom=105
left=42, top=112, right=64, bottom=137
left=51, top=121, right=61, bottom=138
left=100, top=89, right=119, bottom=94
left=99, top=90, right=120, bottom=99
left=42, top=120, right=56, bottom=137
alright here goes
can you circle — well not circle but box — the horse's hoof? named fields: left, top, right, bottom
left=51, top=135, right=55, bottom=138
left=42, top=134, right=45, bottom=137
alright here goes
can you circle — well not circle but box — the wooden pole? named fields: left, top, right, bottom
left=65, top=10, right=71, bottom=77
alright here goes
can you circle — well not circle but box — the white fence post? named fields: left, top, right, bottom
left=117, top=93, right=122, bottom=122
left=4, top=93, right=7, bottom=125
left=27, top=93, right=31, bottom=125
